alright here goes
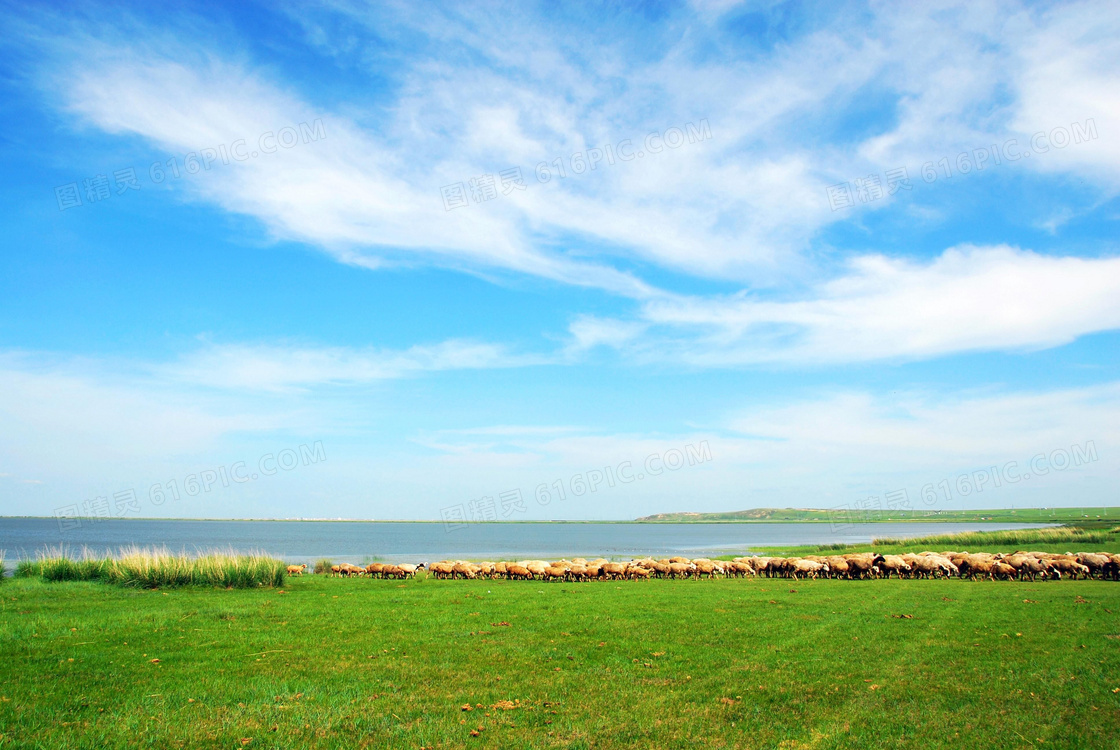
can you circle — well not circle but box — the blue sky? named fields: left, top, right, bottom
left=1, top=0, right=1118, bottom=521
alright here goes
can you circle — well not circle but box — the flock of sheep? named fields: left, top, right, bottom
left=325, top=562, right=423, bottom=579
left=307, top=551, right=1120, bottom=582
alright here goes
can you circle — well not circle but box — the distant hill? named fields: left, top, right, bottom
left=634, top=508, right=836, bottom=522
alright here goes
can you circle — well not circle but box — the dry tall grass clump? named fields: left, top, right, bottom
left=18, top=546, right=285, bottom=589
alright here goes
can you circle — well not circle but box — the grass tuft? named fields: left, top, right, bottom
left=18, top=546, right=285, bottom=589
left=15, top=559, right=42, bottom=578
left=313, top=558, right=334, bottom=575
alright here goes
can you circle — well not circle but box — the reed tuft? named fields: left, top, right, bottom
left=18, top=546, right=285, bottom=589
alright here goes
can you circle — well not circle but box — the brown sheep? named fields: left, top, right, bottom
left=506, top=564, right=532, bottom=580
left=747, top=557, right=772, bottom=576
left=958, top=554, right=996, bottom=581
left=1050, top=559, right=1090, bottom=579
left=992, top=562, right=1018, bottom=581
left=947, top=553, right=970, bottom=569
left=451, top=562, right=478, bottom=580
left=626, top=565, right=652, bottom=580
left=602, top=562, right=628, bottom=580
left=873, top=555, right=912, bottom=579
left=1001, top=555, right=1050, bottom=582
left=1104, top=555, right=1120, bottom=581
left=543, top=566, right=567, bottom=582
left=397, top=563, right=421, bottom=578
left=764, top=558, right=788, bottom=578
left=824, top=557, right=851, bottom=579
left=909, top=556, right=956, bottom=579
left=667, top=562, right=693, bottom=579
left=1076, top=553, right=1111, bottom=578
left=789, top=559, right=828, bottom=580
left=286, top=564, right=307, bottom=576
left=427, top=561, right=455, bottom=579
left=727, top=561, right=755, bottom=578
left=694, top=561, right=719, bottom=579
left=845, top=557, right=877, bottom=579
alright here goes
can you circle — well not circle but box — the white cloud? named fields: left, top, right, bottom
left=566, top=315, right=649, bottom=352
left=0, top=338, right=537, bottom=495
left=1009, top=1, right=1120, bottom=185
left=0, top=352, right=276, bottom=460
left=36, top=1, right=1120, bottom=295
left=1, top=343, right=1116, bottom=517
left=23, top=6, right=889, bottom=288
left=8, top=1, right=1120, bottom=522
left=715, top=384, right=1120, bottom=501
left=57, top=47, right=654, bottom=297
left=326, top=382, right=1120, bottom=518
left=727, top=386, right=1120, bottom=465
left=161, top=340, right=542, bottom=391
left=596, top=245, right=1120, bottom=363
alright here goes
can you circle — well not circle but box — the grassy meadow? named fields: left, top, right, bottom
left=2, top=568, right=1119, bottom=749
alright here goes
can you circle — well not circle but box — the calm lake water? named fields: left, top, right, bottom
left=0, top=517, right=1057, bottom=565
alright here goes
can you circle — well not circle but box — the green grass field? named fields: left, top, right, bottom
left=2, top=571, right=1119, bottom=749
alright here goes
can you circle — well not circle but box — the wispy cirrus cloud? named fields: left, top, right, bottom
left=36, top=1, right=1116, bottom=285
left=159, top=339, right=545, bottom=391
left=572, top=245, right=1120, bottom=364
left=18, top=1, right=1120, bottom=371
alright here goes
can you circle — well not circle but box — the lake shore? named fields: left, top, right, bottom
left=1, top=517, right=1065, bottom=566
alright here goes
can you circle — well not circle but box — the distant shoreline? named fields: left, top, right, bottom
left=0, top=509, right=1113, bottom=525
